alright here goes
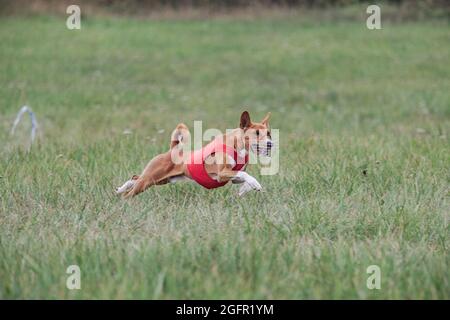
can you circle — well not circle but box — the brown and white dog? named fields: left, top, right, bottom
left=116, top=111, right=273, bottom=198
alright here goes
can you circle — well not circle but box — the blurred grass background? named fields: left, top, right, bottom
left=0, top=1, right=449, bottom=299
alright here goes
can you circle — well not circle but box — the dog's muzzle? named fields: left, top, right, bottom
left=252, top=140, right=274, bottom=157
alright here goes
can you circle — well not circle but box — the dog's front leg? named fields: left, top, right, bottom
left=233, top=171, right=262, bottom=196
left=237, top=181, right=254, bottom=196
left=218, top=166, right=262, bottom=196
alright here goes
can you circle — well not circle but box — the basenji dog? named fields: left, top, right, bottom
left=116, top=111, right=273, bottom=198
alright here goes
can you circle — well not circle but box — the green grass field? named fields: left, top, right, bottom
left=0, top=11, right=449, bottom=299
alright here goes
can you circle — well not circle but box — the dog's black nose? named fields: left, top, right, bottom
left=267, top=141, right=273, bottom=149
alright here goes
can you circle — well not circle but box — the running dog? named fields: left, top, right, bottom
left=116, top=111, right=273, bottom=198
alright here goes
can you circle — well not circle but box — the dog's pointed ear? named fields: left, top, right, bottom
left=261, top=112, right=271, bottom=126
left=240, top=111, right=251, bottom=129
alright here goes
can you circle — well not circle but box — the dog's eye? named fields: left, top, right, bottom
left=256, top=130, right=260, bottom=136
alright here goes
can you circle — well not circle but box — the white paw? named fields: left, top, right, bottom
left=116, top=179, right=136, bottom=195
left=238, top=175, right=262, bottom=196
left=238, top=182, right=253, bottom=197
left=246, top=175, right=262, bottom=191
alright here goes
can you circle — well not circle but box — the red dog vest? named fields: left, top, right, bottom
left=186, top=140, right=248, bottom=189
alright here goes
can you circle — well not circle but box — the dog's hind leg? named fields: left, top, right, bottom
left=123, top=152, right=183, bottom=198
left=121, top=123, right=189, bottom=199
left=116, top=175, right=139, bottom=195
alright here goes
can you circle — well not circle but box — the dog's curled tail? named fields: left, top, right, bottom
left=170, top=123, right=190, bottom=149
